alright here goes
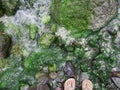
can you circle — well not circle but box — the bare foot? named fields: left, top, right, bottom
left=64, top=78, right=75, bottom=90
left=82, top=79, right=93, bottom=90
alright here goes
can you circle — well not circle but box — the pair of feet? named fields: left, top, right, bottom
left=63, top=78, right=93, bottom=90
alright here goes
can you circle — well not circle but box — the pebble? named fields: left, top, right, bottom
left=49, top=72, right=57, bottom=79
left=64, top=61, right=75, bottom=77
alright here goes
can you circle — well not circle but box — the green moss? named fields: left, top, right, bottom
left=42, top=15, right=51, bottom=24
left=0, top=22, right=5, bottom=32
left=51, top=24, right=57, bottom=33
left=0, top=82, right=7, bottom=89
left=29, top=24, right=38, bottom=40
left=48, top=64, right=57, bottom=72
left=38, top=33, right=55, bottom=48
left=65, top=45, right=75, bottom=52
left=74, top=48, right=85, bottom=59
left=51, top=0, right=92, bottom=32
left=29, top=0, right=36, bottom=7
left=0, top=68, right=20, bottom=90
left=24, top=47, right=65, bottom=72
left=24, top=52, right=40, bottom=72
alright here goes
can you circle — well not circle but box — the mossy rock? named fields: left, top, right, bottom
left=29, top=24, right=38, bottom=40
left=2, top=0, right=19, bottom=16
left=51, top=0, right=118, bottom=32
left=38, top=33, right=55, bottom=48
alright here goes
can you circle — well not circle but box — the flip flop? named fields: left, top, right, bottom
left=55, top=87, right=62, bottom=90
left=64, top=78, right=75, bottom=90
left=82, top=79, right=93, bottom=90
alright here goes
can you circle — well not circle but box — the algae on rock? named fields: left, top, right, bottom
left=29, top=24, right=38, bottom=40
left=51, top=0, right=118, bottom=32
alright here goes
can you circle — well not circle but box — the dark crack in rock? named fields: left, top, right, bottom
left=111, top=77, right=120, bottom=89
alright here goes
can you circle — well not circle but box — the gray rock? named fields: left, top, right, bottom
left=111, top=77, right=120, bottom=88
left=28, top=86, right=37, bottom=90
left=107, top=26, right=118, bottom=35
left=91, top=0, right=118, bottom=30
left=64, top=61, right=75, bottom=77
left=79, top=72, right=89, bottom=83
left=37, top=84, right=50, bottom=90
left=21, top=85, right=29, bottom=90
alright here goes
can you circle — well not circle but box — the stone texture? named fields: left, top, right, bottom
left=91, top=0, right=118, bottom=30
left=111, top=77, right=120, bottom=88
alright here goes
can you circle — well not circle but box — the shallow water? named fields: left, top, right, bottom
left=0, top=0, right=120, bottom=90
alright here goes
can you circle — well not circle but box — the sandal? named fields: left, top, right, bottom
left=82, top=79, right=93, bottom=90
left=64, top=78, right=75, bottom=90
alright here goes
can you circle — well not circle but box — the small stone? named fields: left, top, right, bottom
left=55, top=71, right=65, bottom=82
left=37, top=84, right=50, bottom=90
left=43, top=66, right=48, bottom=73
left=28, top=85, right=37, bottom=90
left=64, top=61, right=75, bottom=77
left=39, top=76, right=49, bottom=85
left=35, top=72, right=46, bottom=80
left=49, top=72, right=57, bottom=79
left=107, top=26, right=118, bottom=35
left=20, top=85, right=29, bottom=90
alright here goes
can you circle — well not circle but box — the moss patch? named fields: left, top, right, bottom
left=50, top=0, right=92, bottom=32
